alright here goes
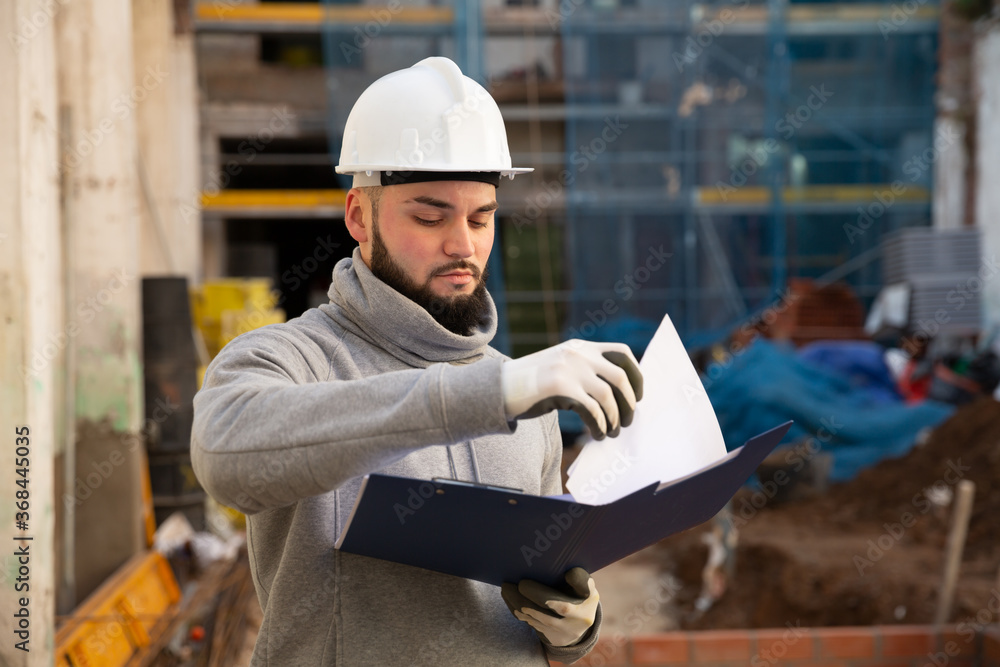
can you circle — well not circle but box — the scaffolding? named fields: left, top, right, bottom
left=547, top=0, right=938, bottom=354
left=195, top=0, right=939, bottom=356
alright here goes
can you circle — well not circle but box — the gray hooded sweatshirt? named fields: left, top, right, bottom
left=191, top=248, right=601, bottom=666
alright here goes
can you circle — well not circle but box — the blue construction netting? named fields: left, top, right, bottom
left=319, top=0, right=939, bottom=361
left=557, top=0, right=938, bottom=355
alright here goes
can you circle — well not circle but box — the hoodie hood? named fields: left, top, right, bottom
left=319, top=247, right=497, bottom=368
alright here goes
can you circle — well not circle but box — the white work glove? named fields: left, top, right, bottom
left=501, top=340, right=643, bottom=440
left=501, top=567, right=600, bottom=647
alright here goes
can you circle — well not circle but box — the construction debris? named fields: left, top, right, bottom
left=662, top=397, right=1000, bottom=629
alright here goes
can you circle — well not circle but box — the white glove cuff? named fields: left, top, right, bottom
left=501, top=362, right=540, bottom=420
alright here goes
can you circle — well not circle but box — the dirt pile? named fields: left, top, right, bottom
left=659, top=398, right=1000, bottom=630
left=813, top=397, right=1000, bottom=557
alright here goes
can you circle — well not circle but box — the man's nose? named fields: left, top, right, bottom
left=443, top=221, right=475, bottom=258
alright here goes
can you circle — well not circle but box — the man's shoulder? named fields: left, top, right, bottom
left=214, top=307, right=344, bottom=371
left=244, top=307, right=342, bottom=344
left=482, top=345, right=509, bottom=362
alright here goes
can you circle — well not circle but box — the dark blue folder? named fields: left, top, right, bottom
left=336, top=421, right=792, bottom=587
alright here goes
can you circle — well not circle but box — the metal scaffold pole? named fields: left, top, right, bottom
left=454, top=0, right=512, bottom=356
left=765, top=0, right=789, bottom=300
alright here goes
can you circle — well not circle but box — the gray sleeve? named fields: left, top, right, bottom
left=190, top=327, right=513, bottom=515
left=540, top=413, right=564, bottom=497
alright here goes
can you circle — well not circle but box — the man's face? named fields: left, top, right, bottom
left=357, top=180, right=498, bottom=335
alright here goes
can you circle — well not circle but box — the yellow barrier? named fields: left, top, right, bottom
left=55, top=551, right=181, bottom=667
left=190, top=279, right=286, bottom=359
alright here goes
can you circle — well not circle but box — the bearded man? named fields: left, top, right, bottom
left=192, top=57, right=643, bottom=666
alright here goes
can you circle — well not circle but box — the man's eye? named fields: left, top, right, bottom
left=415, top=217, right=441, bottom=226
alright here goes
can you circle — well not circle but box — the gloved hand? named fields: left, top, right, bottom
left=501, top=340, right=643, bottom=440
left=501, top=567, right=600, bottom=647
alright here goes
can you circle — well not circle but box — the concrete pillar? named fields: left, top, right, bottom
left=201, top=119, right=227, bottom=281
left=133, top=0, right=201, bottom=283
left=134, top=0, right=180, bottom=276
left=933, top=2, right=975, bottom=230
left=976, top=23, right=1000, bottom=330
left=932, top=116, right=968, bottom=230
left=172, top=26, right=203, bottom=284
left=55, top=0, right=147, bottom=602
left=0, top=0, right=62, bottom=664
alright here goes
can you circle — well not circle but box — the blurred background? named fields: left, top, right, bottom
left=2, top=0, right=1000, bottom=665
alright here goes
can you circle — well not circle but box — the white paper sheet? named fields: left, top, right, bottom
left=566, top=314, right=727, bottom=505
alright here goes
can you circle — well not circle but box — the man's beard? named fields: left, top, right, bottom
left=369, top=223, right=492, bottom=336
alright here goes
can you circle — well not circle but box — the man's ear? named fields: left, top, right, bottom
left=344, top=188, right=369, bottom=244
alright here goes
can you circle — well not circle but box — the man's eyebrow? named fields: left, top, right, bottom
left=404, top=196, right=453, bottom=210
left=404, top=196, right=499, bottom=214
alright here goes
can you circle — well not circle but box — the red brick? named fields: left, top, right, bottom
left=879, top=625, right=936, bottom=657
left=986, top=628, right=1000, bottom=662
left=567, top=636, right=630, bottom=666
left=691, top=629, right=753, bottom=662
left=940, top=628, right=979, bottom=658
left=632, top=634, right=690, bottom=665
left=815, top=627, right=876, bottom=658
left=754, top=628, right=814, bottom=660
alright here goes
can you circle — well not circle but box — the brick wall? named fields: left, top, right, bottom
left=553, top=625, right=1000, bottom=667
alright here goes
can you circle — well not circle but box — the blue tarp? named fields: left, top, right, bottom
left=798, top=340, right=902, bottom=405
left=703, top=339, right=954, bottom=481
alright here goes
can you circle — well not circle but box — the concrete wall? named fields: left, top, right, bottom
left=0, top=1, right=62, bottom=663
left=2, top=4, right=203, bottom=661
left=55, top=0, right=148, bottom=607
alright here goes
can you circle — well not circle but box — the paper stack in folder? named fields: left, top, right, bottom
left=337, top=314, right=792, bottom=586
left=567, top=313, right=728, bottom=505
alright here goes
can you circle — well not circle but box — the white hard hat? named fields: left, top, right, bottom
left=335, top=56, right=533, bottom=187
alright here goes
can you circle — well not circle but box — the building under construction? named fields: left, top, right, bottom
left=2, top=0, right=1000, bottom=665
